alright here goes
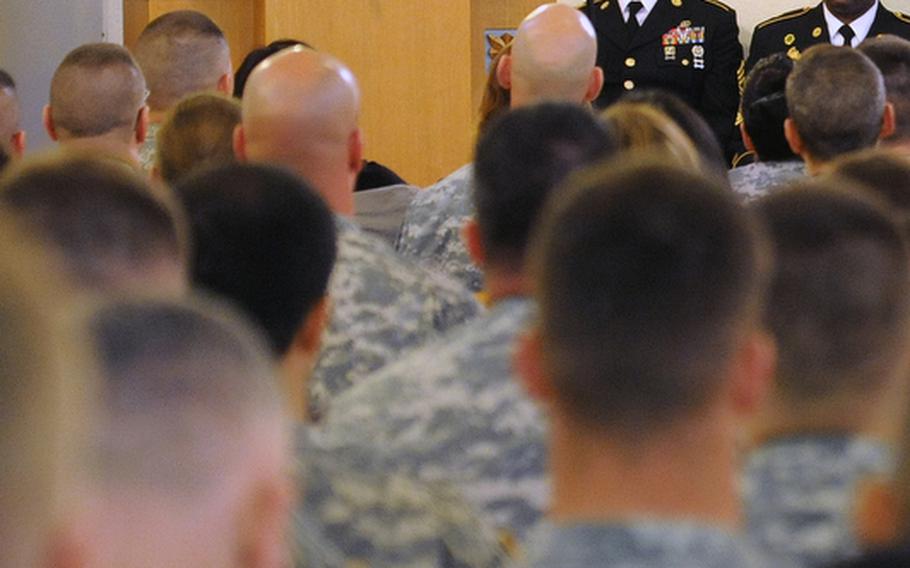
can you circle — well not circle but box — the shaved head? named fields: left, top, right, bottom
left=0, top=70, right=20, bottom=154
left=135, top=10, right=232, bottom=112
left=49, top=43, right=147, bottom=142
left=507, top=4, right=601, bottom=105
left=239, top=47, right=362, bottom=213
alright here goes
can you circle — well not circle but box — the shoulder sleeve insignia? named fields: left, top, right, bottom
left=895, top=11, right=910, bottom=24
left=703, top=0, right=734, bottom=13
left=756, top=7, right=813, bottom=30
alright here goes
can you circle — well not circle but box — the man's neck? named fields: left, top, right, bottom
left=59, top=135, right=140, bottom=166
left=750, top=394, right=881, bottom=447
left=482, top=265, right=529, bottom=305
left=148, top=108, right=168, bottom=125
left=549, top=411, right=742, bottom=528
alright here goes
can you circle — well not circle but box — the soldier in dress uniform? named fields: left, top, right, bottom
left=582, top=0, right=744, bottom=157
left=747, top=1, right=910, bottom=71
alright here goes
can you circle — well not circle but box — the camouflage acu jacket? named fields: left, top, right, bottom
left=318, top=297, right=547, bottom=541
left=729, top=160, right=806, bottom=202
left=744, top=435, right=892, bottom=567
left=396, top=164, right=484, bottom=292
left=294, top=427, right=507, bottom=568
left=310, top=217, right=480, bottom=419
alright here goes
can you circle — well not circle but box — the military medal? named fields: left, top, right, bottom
left=693, top=45, right=705, bottom=69
left=664, top=45, right=677, bottom=60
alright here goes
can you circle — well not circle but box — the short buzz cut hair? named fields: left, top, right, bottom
left=473, top=102, right=616, bottom=268
left=741, top=53, right=797, bottom=162
left=830, top=149, right=910, bottom=233
left=786, top=44, right=886, bottom=161
left=49, top=43, right=147, bottom=139
left=860, top=35, right=910, bottom=143
left=156, top=92, right=241, bottom=185
left=0, top=153, right=186, bottom=293
left=90, top=296, right=286, bottom=495
left=176, top=163, right=337, bottom=356
left=135, top=10, right=231, bottom=111
left=755, top=182, right=910, bottom=407
left=533, top=157, right=768, bottom=435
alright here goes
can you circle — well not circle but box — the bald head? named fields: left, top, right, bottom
left=134, top=10, right=232, bottom=113
left=0, top=70, right=23, bottom=157
left=46, top=43, right=147, bottom=145
left=504, top=4, right=602, bottom=107
left=238, top=47, right=362, bottom=214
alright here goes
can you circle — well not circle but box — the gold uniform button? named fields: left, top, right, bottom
left=623, top=79, right=635, bottom=90
left=625, top=57, right=636, bottom=67
left=682, top=59, right=690, bottom=66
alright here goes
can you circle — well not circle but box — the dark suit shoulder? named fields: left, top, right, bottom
left=755, top=6, right=814, bottom=31
left=701, top=0, right=735, bottom=14
left=871, top=5, right=910, bottom=36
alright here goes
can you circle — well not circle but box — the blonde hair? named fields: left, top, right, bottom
left=0, top=221, right=97, bottom=568
left=601, top=102, right=703, bottom=172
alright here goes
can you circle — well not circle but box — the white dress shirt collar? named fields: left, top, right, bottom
left=619, top=0, right=660, bottom=25
left=823, top=0, right=879, bottom=46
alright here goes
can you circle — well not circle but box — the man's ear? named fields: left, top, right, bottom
left=584, top=67, right=605, bottom=103
left=134, top=106, right=150, bottom=145
left=462, top=218, right=486, bottom=269
left=728, top=329, right=777, bottom=417
left=740, top=123, right=756, bottom=153
left=347, top=128, right=364, bottom=177
left=217, top=71, right=235, bottom=97
left=293, top=296, right=331, bottom=360
left=43, top=105, right=59, bottom=142
left=496, top=55, right=513, bottom=91
left=10, top=130, right=26, bottom=157
left=880, top=102, right=897, bottom=142
left=514, top=327, right=558, bottom=405
left=233, top=124, right=247, bottom=161
left=783, top=118, right=803, bottom=157
left=236, top=475, right=294, bottom=568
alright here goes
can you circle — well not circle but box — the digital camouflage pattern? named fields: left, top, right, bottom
left=396, top=164, right=484, bottom=292
left=729, top=160, right=806, bottom=202
left=524, top=521, right=781, bottom=568
left=310, top=217, right=481, bottom=419
left=138, top=122, right=159, bottom=172
left=320, top=297, right=547, bottom=540
left=294, top=427, right=507, bottom=568
left=744, top=436, right=892, bottom=567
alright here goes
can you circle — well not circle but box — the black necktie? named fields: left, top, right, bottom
left=627, top=1, right=644, bottom=39
left=839, top=24, right=856, bottom=47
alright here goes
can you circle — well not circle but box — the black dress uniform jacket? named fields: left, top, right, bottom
left=747, top=2, right=910, bottom=70
left=584, top=0, right=744, bottom=155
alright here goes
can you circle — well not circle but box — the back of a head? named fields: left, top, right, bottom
left=176, top=163, right=337, bottom=356
left=156, top=92, right=241, bottom=185
left=533, top=157, right=766, bottom=436
left=787, top=45, right=886, bottom=161
left=90, top=296, right=288, bottom=563
left=0, top=69, right=20, bottom=153
left=602, top=102, right=703, bottom=172
left=622, top=89, right=728, bottom=177
left=0, top=153, right=186, bottom=294
left=135, top=10, right=231, bottom=112
left=830, top=149, right=910, bottom=233
left=755, top=182, right=910, bottom=413
left=860, top=35, right=910, bottom=145
left=742, top=53, right=798, bottom=162
left=233, top=39, right=311, bottom=99
left=474, top=103, right=616, bottom=270
left=510, top=4, right=599, bottom=104
left=49, top=43, right=147, bottom=141
left=0, top=223, right=95, bottom=568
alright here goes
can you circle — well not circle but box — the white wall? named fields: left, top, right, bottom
left=732, top=0, right=910, bottom=53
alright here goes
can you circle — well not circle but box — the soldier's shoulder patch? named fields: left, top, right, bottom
left=702, top=0, right=734, bottom=13
left=756, top=7, right=813, bottom=30
left=895, top=11, right=910, bottom=24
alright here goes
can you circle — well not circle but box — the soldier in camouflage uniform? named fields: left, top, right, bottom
left=516, top=159, right=778, bottom=568
left=396, top=4, right=605, bottom=293
left=746, top=184, right=910, bottom=567
left=730, top=52, right=806, bottom=201
left=134, top=11, right=234, bottom=172
left=177, top=163, right=505, bottom=567
left=322, top=103, right=618, bottom=541
left=236, top=47, right=481, bottom=419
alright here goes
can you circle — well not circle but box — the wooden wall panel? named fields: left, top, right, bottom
left=263, top=0, right=474, bottom=186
